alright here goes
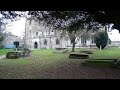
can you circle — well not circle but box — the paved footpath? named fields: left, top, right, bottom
left=0, top=55, right=6, bottom=60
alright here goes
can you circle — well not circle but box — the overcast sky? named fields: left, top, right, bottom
left=5, top=17, right=120, bottom=41
left=5, top=17, right=26, bottom=38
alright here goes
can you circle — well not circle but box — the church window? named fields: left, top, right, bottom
left=44, top=39, right=47, bottom=45
left=56, top=38, right=60, bottom=45
left=81, top=35, right=86, bottom=44
left=91, top=36, right=95, bottom=44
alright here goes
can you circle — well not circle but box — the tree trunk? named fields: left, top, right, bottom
left=100, top=45, right=101, bottom=50
left=72, top=39, right=75, bottom=52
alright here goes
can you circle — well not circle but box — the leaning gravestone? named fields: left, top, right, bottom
left=21, top=48, right=31, bottom=57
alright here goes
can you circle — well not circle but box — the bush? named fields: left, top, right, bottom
left=95, top=31, right=108, bottom=50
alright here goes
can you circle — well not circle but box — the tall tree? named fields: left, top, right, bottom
left=95, top=31, right=108, bottom=50
left=27, top=11, right=120, bottom=51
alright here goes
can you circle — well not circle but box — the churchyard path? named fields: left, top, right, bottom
left=0, top=55, right=6, bottom=60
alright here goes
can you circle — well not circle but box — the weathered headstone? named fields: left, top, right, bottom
left=54, top=49, right=68, bottom=54
left=6, top=48, right=31, bottom=59
left=69, top=53, right=89, bottom=59
left=6, top=51, right=20, bottom=59
left=22, top=48, right=31, bottom=57
left=80, top=50, right=93, bottom=54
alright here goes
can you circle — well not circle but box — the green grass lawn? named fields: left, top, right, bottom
left=0, top=47, right=120, bottom=79
left=0, top=49, right=14, bottom=55
left=88, top=47, right=120, bottom=59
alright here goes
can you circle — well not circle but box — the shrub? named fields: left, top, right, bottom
left=95, top=31, right=108, bottom=50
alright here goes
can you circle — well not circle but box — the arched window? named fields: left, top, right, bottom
left=56, top=38, right=60, bottom=45
left=81, top=35, right=86, bottom=44
left=44, top=39, right=47, bottom=45
left=91, top=36, right=95, bottom=44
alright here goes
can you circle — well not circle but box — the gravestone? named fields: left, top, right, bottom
left=6, top=48, right=31, bottom=59
left=54, top=49, right=68, bottom=54
left=6, top=51, right=20, bottom=59
left=80, top=50, right=93, bottom=54
left=69, top=53, right=89, bottom=59
left=22, top=48, right=31, bottom=57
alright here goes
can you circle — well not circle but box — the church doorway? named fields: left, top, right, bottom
left=34, top=41, right=38, bottom=49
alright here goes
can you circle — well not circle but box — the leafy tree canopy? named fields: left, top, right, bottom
left=28, top=11, right=120, bottom=31
left=0, top=11, right=24, bottom=33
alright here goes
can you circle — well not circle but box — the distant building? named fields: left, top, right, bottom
left=110, top=41, right=120, bottom=47
left=108, top=29, right=120, bottom=47
left=2, top=32, right=24, bottom=48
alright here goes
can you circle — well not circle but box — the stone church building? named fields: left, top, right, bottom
left=25, top=18, right=96, bottom=50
